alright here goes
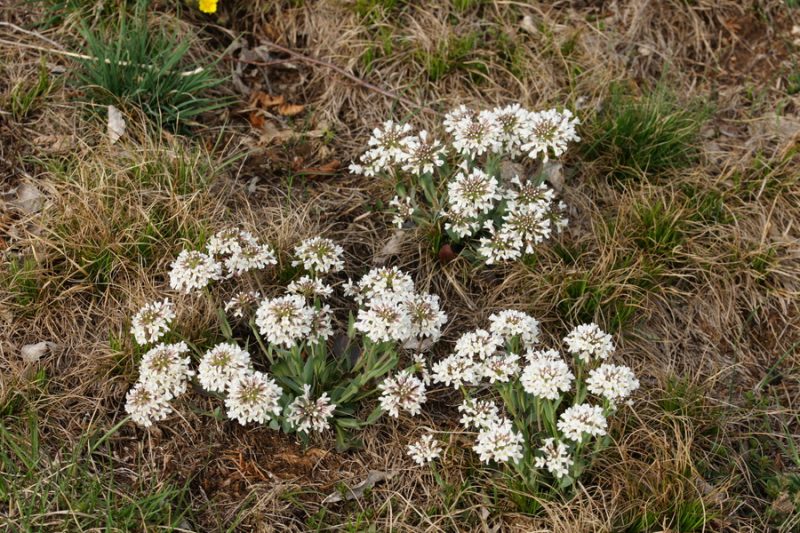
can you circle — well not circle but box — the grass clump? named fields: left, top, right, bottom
left=77, top=1, right=225, bottom=131
left=584, top=84, right=709, bottom=180
left=0, top=414, right=190, bottom=531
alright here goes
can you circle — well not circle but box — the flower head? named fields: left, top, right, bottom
left=431, top=353, right=479, bottom=389
left=292, top=237, right=345, bottom=275
left=255, top=294, right=314, bottom=348
left=138, top=342, right=194, bottom=399
left=379, top=370, right=427, bottom=418
left=389, top=195, right=415, bottom=228
left=450, top=112, right=502, bottom=156
left=197, top=343, right=251, bottom=393
left=286, top=384, right=336, bottom=433
left=488, top=104, right=530, bottom=154
left=287, top=275, right=334, bottom=299
left=169, top=250, right=222, bottom=293
left=520, top=108, right=580, bottom=162
left=520, top=356, right=574, bottom=400
left=406, top=292, right=447, bottom=341
left=346, top=266, right=415, bottom=304
left=356, top=294, right=412, bottom=343
left=564, top=323, right=615, bottom=362
left=407, top=433, right=442, bottom=465
left=400, top=130, right=446, bottom=175
left=198, top=0, right=218, bottom=14
left=447, top=168, right=502, bottom=218
left=131, top=299, right=175, bottom=345
left=557, top=403, right=607, bottom=442
left=125, top=382, right=172, bottom=427
left=488, top=309, right=540, bottom=347
left=225, top=290, right=261, bottom=319
left=474, top=419, right=524, bottom=464
left=534, top=438, right=573, bottom=479
left=454, top=329, right=502, bottom=361
left=225, top=371, right=283, bottom=425
left=478, top=352, right=521, bottom=383
left=586, top=364, right=640, bottom=403
left=458, top=398, right=499, bottom=430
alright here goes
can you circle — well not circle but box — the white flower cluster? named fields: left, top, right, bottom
left=430, top=308, right=538, bottom=390
left=350, top=267, right=447, bottom=346
left=407, top=433, right=443, bottom=465
left=379, top=369, right=427, bottom=418
left=286, top=384, right=337, bottom=434
left=125, top=342, right=193, bottom=427
left=292, top=237, right=345, bottom=275
left=131, top=299, right=175, bottom=345
left=427, top=317, right=638, bottom=476
left=168, top=228, right=277, bottom=294
left=350, top=105, right=578, bottom=264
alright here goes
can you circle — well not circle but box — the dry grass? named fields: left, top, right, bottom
left=2, top=0, right=799, bottom=531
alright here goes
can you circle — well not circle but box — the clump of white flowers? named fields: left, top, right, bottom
left=131, top=299, right=175, bottom=345
left=351, top=104, right=579, bottom=265
left=407, top=433, right=443, bottom=465
left=124, top=231, right=446, bottom=450
left=418, top=315, right=638, bottom=490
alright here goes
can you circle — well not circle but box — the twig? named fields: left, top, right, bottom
left=256, top=39, right=440, bottom=116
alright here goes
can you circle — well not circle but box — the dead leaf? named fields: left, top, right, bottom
left=542, top=161, right=564, bottom=193
left=20, top=341, right=56, bottom=364
left=438, top=243, right=458, bottom=265
left=11, top=182, right=45, bottom=214
left=107, top=105, right=126, bottom=144
left=277, top=103, right=305, bottom=117
left=373, top=229, right=406, bottom=265
left=248, top=111, right=266, bottom=129
left=322, top=470, right=395, bottom=504
left=257, top=122, right=297, bottom=145
left=251, top=92, right=285, bottom=109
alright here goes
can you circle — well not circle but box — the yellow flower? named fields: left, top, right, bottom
left=199, top=0, right=218, bottom=13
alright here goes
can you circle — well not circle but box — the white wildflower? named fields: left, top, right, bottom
left=447, top=167, right=502, bottom=218
left=458, top=398, right=499, bottom=430
left=412, top=352, right=431, bottom=385
left=225, top=241, right=277, bottom=276
left=523, top=348, right=562, bottom=363
left=476, top=221, right=523, bottom=264
left=443, top=207, right=480, bottom=238
left=453, top=329, right=502, bottom=361
left=406, top=292, right=447, bottom=341
left=520, top=356, right=574, bottom=400
left=286, top=384, right=336, bottom=433
left=400, top=130, right=446, bottom=175
left=378, top=370, right=427, bottom=418
left=443, top=105, right=476, bottom=133
left=168, top=250, right=222, bottom=293
left=520, top=108, right=580, bottom=162
left=292, top=237, right=345, bottom=275
left=125, top=382, right=172, bottom=427
left=478, top=352, right=521, bottom=383
left=225, top=371, right=283, bottom=425
left=255, top=294, right=314, bottom=349
left=488, top=309, right=540, bottom=347
left=131, top=299, right=175, bottom=345
left=488, top=104, right=530, bottom=154
left=348, top=266, right=415, bottom=304
left=564, top=323, right=615, bottom=362
left=499, top=201, right=554, bottom=255
left=557, top=403, right=607, bottom=442
left=450, top=111, right=502, bottom=156
left=407, top=433, right=442, bottom=465
left=474, top=419, right=524, bottom=464
left=431, top=353, right=479, bottom=389
left=534, top=438, right=574, bottom=479
left=389, top=195, right=415, bottom=228
left=138, top=342, right=194, bottom=399
left=586, top=364, right=640, bottom=403
left=287, top=275, right=333, bottom=299
left=309, top=304, right=334, bottom=344
left=197, top=343, right=251, bottom=393
left=225, top=290, right=261, bottom=319
left=356, top=294, right=412, bottom=343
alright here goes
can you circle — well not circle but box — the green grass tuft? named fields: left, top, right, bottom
left=76, top=0, right=226, bottom=131
left=584, top=84, right=710, bottom=180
